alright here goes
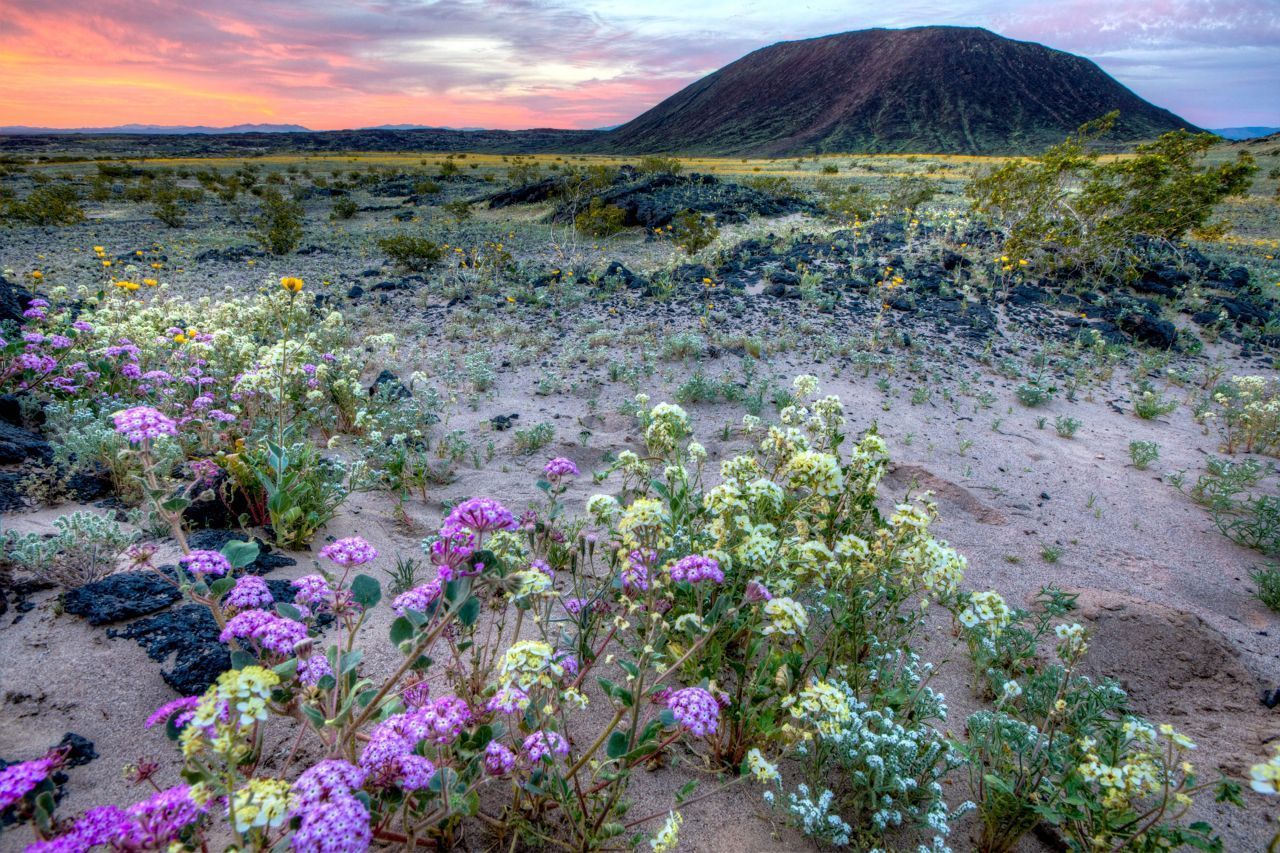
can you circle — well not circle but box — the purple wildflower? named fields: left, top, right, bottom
left=224, top=576, right=274, bottom=611
left=112, top=406, right=178, bottom=443
left=484, top=742, right=517, bottom=776
left=667, top=687, right=720, bottom=738
left=486, top=685, right=530, bottom=715
left=292, top=575, right=334, bottom=610
left=179, top=549, right=230, bottom=578
left=144, top=696, right=199, bottom=730
left=543, top=457, right=580, bottom=481
left=298, top=655, right=334, bottom=688
left=445, top=497, right=517, bottom=535
left=319, top=537, right=378, bottom=568
left=668, top=555, right=724, bottom=585
left=391, top=580, right=442, bottom=615
left=522, top=730, right=569, bottom=764
left=219, top=610, right=308, bottom=657
left=0, top=753, right=59, bottom=810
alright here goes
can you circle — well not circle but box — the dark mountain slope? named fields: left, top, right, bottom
left=592, top=26, right=1200, bottom=156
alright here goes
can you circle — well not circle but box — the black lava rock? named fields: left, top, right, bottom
left=370, top=369, right=411, bottom=400
left=185, top=530, right=296, bottom=576
left=0, top=274, right=35, bottom=326
left=0, top=420, right=52, bottom=465
left=62, top=569, right=183, bottom=626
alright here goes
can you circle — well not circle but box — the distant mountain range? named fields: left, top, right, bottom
left=1211, top=127, right=1280, bottom=141
left=1, top=27, right=1237, bottom=156
left=590, top=26, right=1200, bottom=156
left=0, top=123, right=313, bottom=135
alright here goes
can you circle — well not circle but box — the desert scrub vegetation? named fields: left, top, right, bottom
left=970, top=112, right=1257, bottom=279
left=1, top=266, right=1259, bottom=853
left=377, top=234, right=444, bottom=271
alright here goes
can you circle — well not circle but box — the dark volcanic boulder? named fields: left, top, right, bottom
left=63, top=569, right=183, bottom=626
left=0, top=275, right=35, bottom=326
left=0, top=420, right=52, bottom=465
left=185, top=530, right=296, bottom=575
left=1116, top=312, right=1177, bottom=349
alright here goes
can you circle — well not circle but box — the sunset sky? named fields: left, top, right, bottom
left=1, top=0, right=1277, bottom=130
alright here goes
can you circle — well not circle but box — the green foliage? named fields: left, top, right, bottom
left=635, top=155, right=683, bottom=175
left=1251, top=564, right=1280, bottom=612
left=330, top=196, right=358, bottom=220
left=250, top=187, right=304, bottom=255
left=970, top=112, right=1257, bottom=278
left=1015, top=380, right=1055, bottom=407
left=3, top=182, right=85, bottom=226
left=573, top=197, right=628, bottom=237
left=1129, top=440, right=1160, bottom=470
left=1132, top=381, right=1178, bottom=419
left=669, top=209, right=718, bottom=254
left=235, top=440, right=350, bottom=549
left=513, top=422, right=555, bottom=455
left=816, top=181, right=875, bottom=221
left=1186, top=457, right=1280, bottom=555
left=2, top=511, right=137, bottom=588
left=442, top=199, right=472, bottom=223
left=377, top=234, right=444, bottom=271
left=885, top=176, right=938, bottom=212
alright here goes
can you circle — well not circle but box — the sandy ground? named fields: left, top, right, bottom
left=3, top=341, right=1279, bottom=851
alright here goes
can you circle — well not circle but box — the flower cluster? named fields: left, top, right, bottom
left=319, top=536, right=379, bottom=567
left=179, top=549, right=231, bottom=578
left=112, top=405, right=177, bottom=443
left=667, top=687, right=721, bottom=737
left=667, top=554, right=723, bottom=585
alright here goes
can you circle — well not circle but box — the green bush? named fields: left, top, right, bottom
left=250, top=188, right=304, bottom=254
left=574, top=197, right=627, bottom=237
left=377, top=234, right=443, bottom=271
left=4, top=183, right=85, bottom=226
left=670, top=209, right=718, bottom=254
left=970, top=113, right=1256, bottom=278
left=635, top=155, right=682, bottom=175
left=330, top=196, right=358, bottom=220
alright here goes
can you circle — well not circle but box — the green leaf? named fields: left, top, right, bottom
left=456, top=596, right=481, bottom=628
left=230, top=650, right=257, bottom=669
left=389, top=616, right=414, bottom=647
left=339, top=650, right=364, bottom=674
left=208, top=576, right=235, bottom=597
left=351, top=574, right=382, bottom=609
left=220, top=539, right=260, bottom=569
left=606, top=730, right=629, bottom=759
left=276, top=602, right=302, bottom=621
left=160, top=496, right=191, bottom=513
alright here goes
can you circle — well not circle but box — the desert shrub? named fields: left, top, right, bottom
left=442, top=198, right=472, bottom=222
left=250, top=187, right=304, bottom=254
left=954, top=588, right=1236, bottom=852
left=1208, top=375, right=1280, bottom=455
left=669, top=208, right=718, bottom=254
left=330, top=196, right=358, bottom=220
left=885, top=176, right=938, bottom=213
left=1132, top=380, right=1178, bottom=419
left=741, top=175, right=794, bottom=199
left=970, top=112, right=1257, bottom=278
left=414, top=178, right=442, bottom=195
left=377, top=234, right=443, bottom=271
left=513, top=421, right=554, bottom=455
left=3, top=182, right=85, bottom=226
left=1129, top=439, right=1160, bottom=469
left=1252, top=564, right=1280, bottom=612
left=636, top=155, right=683, bottom=175
left=816, top=181, right=875, bottom=221
left=1186, top=456, right=1280, bottom=555
left=1, top=511, right=137, bottom=588
left=1015, top=380, right=1055, bottom=407
left=573, top=196, right=627, bottom=237
left=819, top=163, right=839, bottom=174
